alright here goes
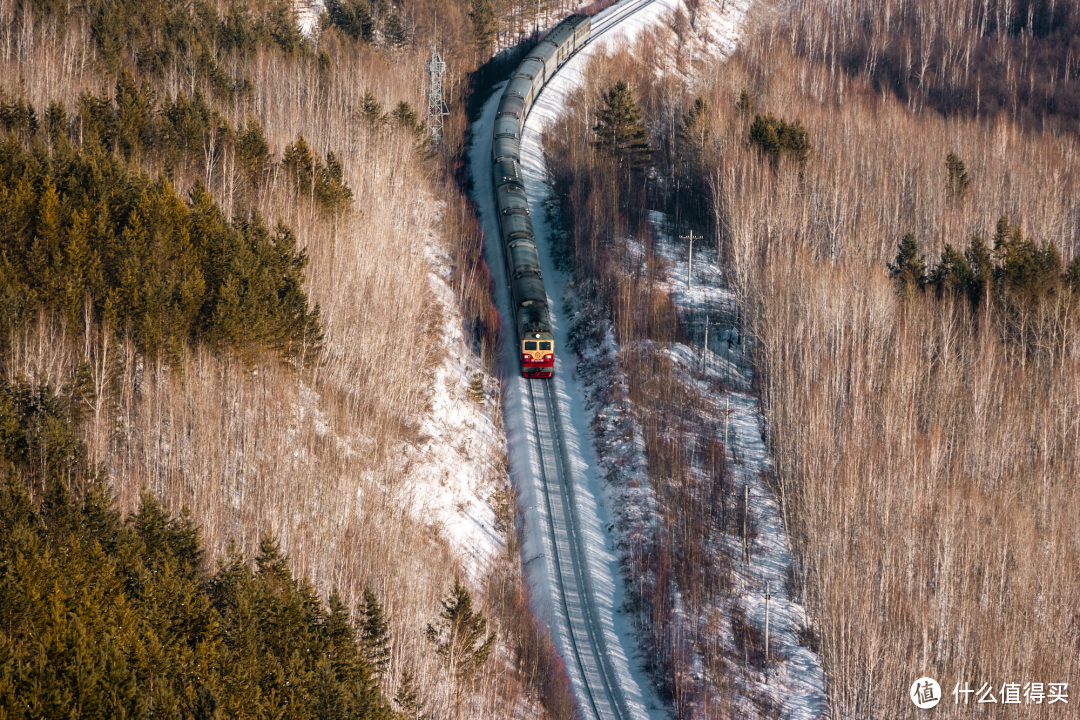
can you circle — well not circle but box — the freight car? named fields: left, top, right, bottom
left=492, top=14, right=592, bottom=378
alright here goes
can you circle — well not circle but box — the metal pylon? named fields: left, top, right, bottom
left=425, top=40, right=448, bottom=151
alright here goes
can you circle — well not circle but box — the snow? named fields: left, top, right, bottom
left=470, top=2, right=700, bottom=718
left=647, top=211, right=828, bottom=719
left=295, top=0, right=325, bottom=38
left=404, top=230, right=509, bottom=578
left=471, top=0, right=828, bottom=717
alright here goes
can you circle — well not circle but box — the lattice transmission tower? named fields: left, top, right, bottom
left=425, top=28, right=449, bottom=152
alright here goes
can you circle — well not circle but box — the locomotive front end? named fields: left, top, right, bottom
left=521, top=331, right=554, bottom=377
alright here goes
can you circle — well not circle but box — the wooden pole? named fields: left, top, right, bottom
left=743, top=484, right=750, bottom=567
left=703, top=315, right=709, bottom=375
left=681, top=230, right=697, bottom=290
left=765, top=580, right=771, bottom=664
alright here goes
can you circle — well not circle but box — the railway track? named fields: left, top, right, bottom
left=512, top=3, right=663, bottom=718
left=585, top=0, right=659, bottom=42
left=526, top=378, right=631, bottom=720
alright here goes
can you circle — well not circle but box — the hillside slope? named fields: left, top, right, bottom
left=0, top=1, right=574, bottom=717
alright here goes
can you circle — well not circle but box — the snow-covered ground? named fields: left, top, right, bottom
left=470, top=1, right=725, bottom=718
left=643, top=210, right=828, bottom=719
left=474, top=0, right=830, bottom=717
left=400, top=228, right=508, bottom=578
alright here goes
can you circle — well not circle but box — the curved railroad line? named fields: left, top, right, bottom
left=506, top=2, right=663, bottom=718
left=585, top=0, right=659, bottom=41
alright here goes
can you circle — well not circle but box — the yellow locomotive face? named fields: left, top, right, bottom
left=523, top=339, right=553, bottom=361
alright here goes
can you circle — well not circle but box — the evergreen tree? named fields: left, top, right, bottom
left=391, top=101, right=424, bottom=138
left=384, top=12, right=407, bottom=49
left=359, top=588, right=392, bottom=678
left=238, top=120, right=273, bottom=192
left=394, top=669, right=425, bottom=720
left=470, top=0, right=496, bottom=63
left=888, top=233, right=927, bottom=296
left=1066, top=255, right=1080, bottom=294
left=426, top=578, right=496, bottom=718
left=326, top=0, right=376, bottom=42
left=964, top=234, right=994, bottom=308
left=736, top=88, right=755, bottom=115
left=992, top=214, right=1012, bottom=252
left=945, top=151, right=971, bottom=200
left=593, top=80, right=652, bottom=171
left=677, top=97, right=710, bottom=160
left=361, top=91, right=383, bottom=126
left=114, top=70, right=154, bottom=161
left=930, top=243, right=973, bottom=298
left=749, top=112, right=812, bottom=167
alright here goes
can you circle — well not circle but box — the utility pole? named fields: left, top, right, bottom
left=743, top=484, right=750, bottom=567
left=765, top=580, right=772, bottom=664
left=681, top=230, right=697, bottom=291
left=720, top=397, right=737, bottom=452
left=702, top=314, right=709, bottom=375
left=425, top=15, right=449, bottom=152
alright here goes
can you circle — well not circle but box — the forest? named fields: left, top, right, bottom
left=0, top=0, right=577, bottom=718
left=545, top=0, right=1080, bottom=716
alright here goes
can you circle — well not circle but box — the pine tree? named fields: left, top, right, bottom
left=391, top=101, right=422, bottom=137
left=384, top=12, right=407, bottom=49
left=238, top=121, right=272, bottom=193
left=326, top=0, right=375, bottom=42
left=426, top=579, right=495, bottom=718
left=361, top=91, right=383, bottom=126
left=28, top=177, right=62, bottom=306
left=736, top=88, right=754, bottom=115
left=284, top=135, right=317, bottom=198
left=593, top=80, right=652, bottom=171
left=965, top=234, right=994, bottom=308
left=470, top=0, right=496, bottom=64
left=888, top=233, right=927, bottom=297
left=315, top=150, right=354, bottom=216
left=992, top=215, right=1012, bottom=253
left=678, top=97, right=710, bottom=158
left=930, top=244, right=972, bottom=297
left=394, top=669, right=425, bottom=720
left=749, top=113, right=812, bottom=167
left=359, top=588, right=391, bottom=678
left=1066, top=255, right=1080, bottom=294
left=945, top=151, right=971, bottom=200
left=115, top=70, right=154, bottom=161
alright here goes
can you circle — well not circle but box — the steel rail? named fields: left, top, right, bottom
left=526, top=378, right=630, bottom=720
left=509, top=4, right=664, bottom=717
left=584, top=0, right=659, bottom=47
left=542, top=378, right=632, bottom=720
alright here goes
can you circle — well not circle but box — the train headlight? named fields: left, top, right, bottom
left=544, top=354, right=553, bottom=361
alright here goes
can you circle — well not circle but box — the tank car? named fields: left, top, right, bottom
left=492, top=14, right=592, bottom=377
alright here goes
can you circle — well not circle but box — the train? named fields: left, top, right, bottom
left=492, top=14, right=592, bottom=378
